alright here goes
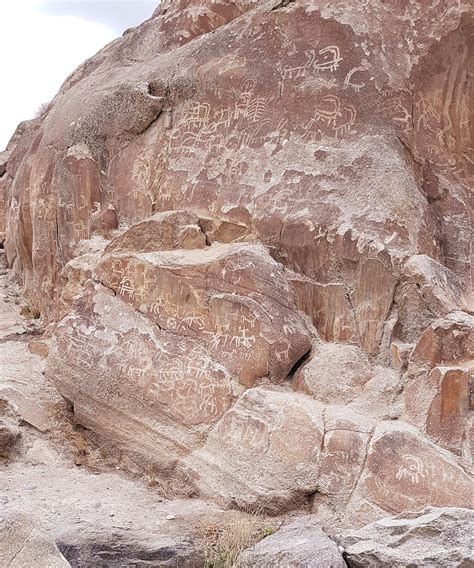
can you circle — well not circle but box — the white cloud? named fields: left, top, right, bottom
left=0, top=0, right=116, bottom=149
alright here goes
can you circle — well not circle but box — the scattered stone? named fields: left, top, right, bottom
left=25, top=440, right=59, bottom=466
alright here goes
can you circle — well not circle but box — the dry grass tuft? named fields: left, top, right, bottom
left=19, top=303, right=40, bottom=320
left=197, top=510, right=277, bottom=568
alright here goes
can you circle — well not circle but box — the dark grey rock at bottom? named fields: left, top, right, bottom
left=338, top=506, right=474, bottom=568
left=239, top=515, right=346, bottom=567
left=56, top=524, right=204, bottom=567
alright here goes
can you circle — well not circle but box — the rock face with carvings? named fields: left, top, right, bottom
left=1, top=0, right=473, bottom=526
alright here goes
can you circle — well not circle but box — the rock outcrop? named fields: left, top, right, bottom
left=1, top=0, right=472, bottom=528
left=339, top=507, right=474, bottom=568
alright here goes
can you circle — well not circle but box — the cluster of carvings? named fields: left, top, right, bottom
left=0, top=0, right=472, bottom=526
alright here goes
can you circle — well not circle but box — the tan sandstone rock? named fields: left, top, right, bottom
left=346, top=421, right=473, bottom=527
left=104, top=210, right=206, bottom=254
left=293, top=341, right=401, bottom=420
left=410, top=312, right=474, bottom=368
left=181, top=386, right=325, bottom=513
left=313, top=407, right=376, bottom=526
left=2, top=0, right=473, bottom=527
left=47, top=280, right=238, bottom=469
left=95, top=242, right=311, bottom=387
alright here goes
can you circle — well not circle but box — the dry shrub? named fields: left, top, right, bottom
left=19, top=303, right=40, bottom=320
left=198, top=510, right=277, bottom=568
left=58, top=421, right=111, bottom=471
left=34, top=101, right=52, bottom=118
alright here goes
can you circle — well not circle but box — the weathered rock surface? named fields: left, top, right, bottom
left=47, top=280, right=237, bottom=467
left=104, top=210, right=206, bottom=254
left=240, top=515, right=345, bottom=567
left=57, top=525, right=203, bottom=568
left=181, top=387, right=324, bottom=512
left=345, top=421, right=473, bottom=527
left=293, top=342, right=401, bottom=419
left=1, top=0, right=473, bottom=529
left=0, top=514, right=71, bottom=568
left=95, top=242, right=312, bottom=386
left=0, top=151, right=10, bottom=177
left=339, top=507, right=474, bottom=568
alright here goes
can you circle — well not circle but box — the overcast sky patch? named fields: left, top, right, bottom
left=36, top=1, right=156, bottom=34
left=0, top=0, right=157, bottom=150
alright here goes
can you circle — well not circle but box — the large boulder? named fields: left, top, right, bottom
left=95, top=242, right=311, bottom=387
left=3, top=0, right=473, bottom=528
left=240, top=515, right=345, bottom=567
left=181, top=387, right=325, bottom=513
left=339, top=507, right=474, bottom=568
left=344, top=421, right=473, bottom=527
left=293, top=342, right=401, bottom=420
left=46, top=241, right=311, bottom=476
left=47, top=280, right=237, bottom=468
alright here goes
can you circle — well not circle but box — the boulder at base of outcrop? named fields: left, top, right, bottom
left=56, top=525, right=204, bottom=568
left=180, top=387, right=324, bottom=513
left=239, top=515, right=345, bottom=568
left=0, top=513, right=71, bottom=568
left=343, top=421, right=473, bottom=527
left=338, top=507, right=474, bottom=568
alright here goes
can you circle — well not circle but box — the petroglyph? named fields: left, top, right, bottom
left=396, top=454, right=426, bottom=484
left=154, top=346, right=232, bottom=424
left=119, top=334, right=154, bottom=383
left=303, top=94, right=357, bottom=140
left=91, top=202, right=102, bottom=219
left=343, top=66, right=367, bottom=92
left=73, top=220, right=89, bottom=241
left=234, top=78, right=268, bottom=123
left=281, top=45, right=342, bottom=85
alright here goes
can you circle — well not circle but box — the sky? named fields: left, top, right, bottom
left=0, top=1, right=157, bottom=150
